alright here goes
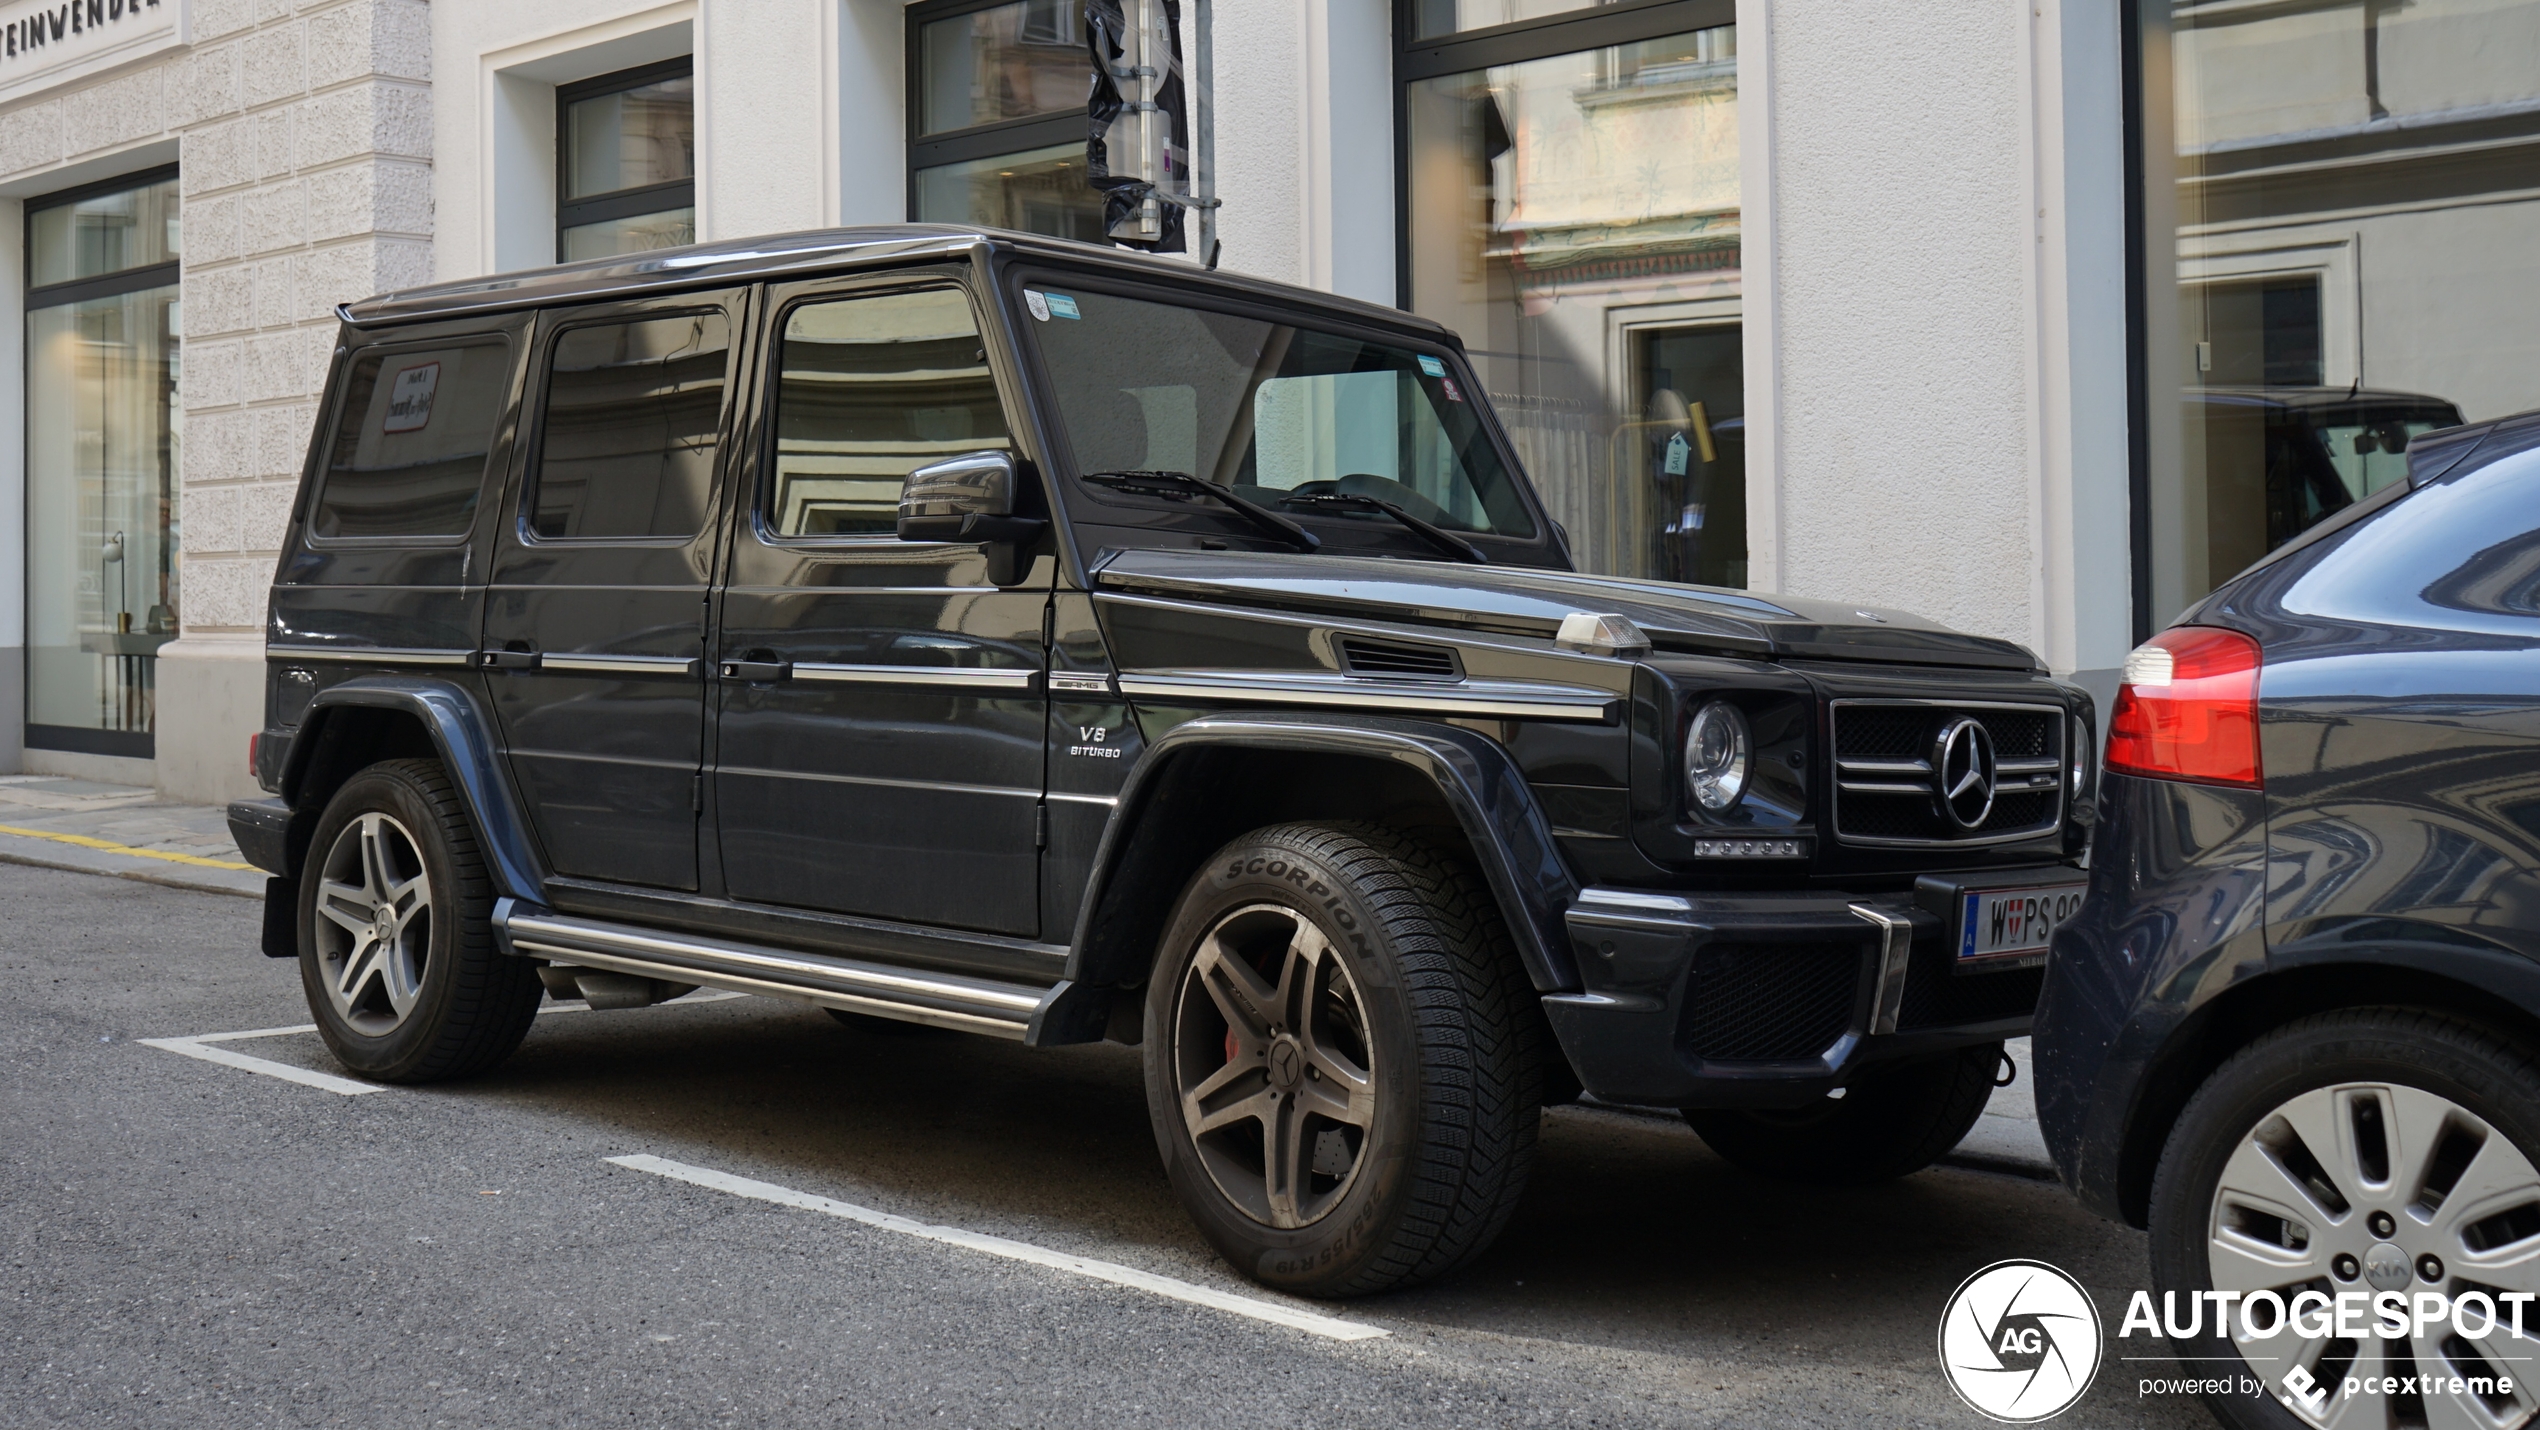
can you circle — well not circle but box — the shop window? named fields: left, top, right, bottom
left=2130, top=0, right=2540, bottom=630
left=23, top=168, right=181, bottom=758
left=557, top=59, right=696, bottom=262
left=906, top=0, right=1105, bottom=241
left=1401, top=2, right=1741, bottom=582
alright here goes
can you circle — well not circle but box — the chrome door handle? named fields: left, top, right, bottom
left=719, top=659, right=792, bottom=683
left=476, top=649, right=540, bottom=670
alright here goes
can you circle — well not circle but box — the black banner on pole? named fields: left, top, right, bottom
left=1085, top=0, right=1188, bottom=254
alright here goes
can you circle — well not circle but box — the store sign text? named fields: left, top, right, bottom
left=0, top=0, right=184, bottom=106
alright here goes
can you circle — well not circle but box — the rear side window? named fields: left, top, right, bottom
left=312, top=340, right=512, bottom=540
left=768, top=286, right=1008, bottom=537
left=532, top=310, right=730, bottom=540
left=2285, top=444, right=2540, bottom=633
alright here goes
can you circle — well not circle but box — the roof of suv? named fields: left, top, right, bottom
left=339, top=224, right=1453, bottom=340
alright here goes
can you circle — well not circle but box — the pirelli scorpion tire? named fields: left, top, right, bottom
left=1684, top=1042, right=2001, bottom=1185
left=297, top=758, right=542, bottom=1084
left=1144, top=822, right=1544, bottom=1298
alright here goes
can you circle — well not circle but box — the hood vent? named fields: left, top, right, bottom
left=1337, top=637, right=1463, bottom=681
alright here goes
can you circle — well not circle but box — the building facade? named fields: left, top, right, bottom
left=0, top=0, right=2530, bottom=804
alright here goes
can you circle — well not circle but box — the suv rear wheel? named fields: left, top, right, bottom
left=2149, top=1009, right=2540, bottom=1430
left=298, top=758, right=542, bottom=1083
left=1684, top=1042, right=2000, bottom=1184
left=1144, top=822, right=1541, bottom=1297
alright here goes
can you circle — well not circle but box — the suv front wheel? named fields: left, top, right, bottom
left=298, top=758, right=542, bottom=1083
left=1144, top=822, right=1541, bottom=1297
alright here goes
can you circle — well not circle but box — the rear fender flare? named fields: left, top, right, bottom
left=281, top=676, right=545, bottom=902
left=1067, top=712, right=1582, bottom=993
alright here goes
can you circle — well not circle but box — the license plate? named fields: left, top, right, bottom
left=1958, top=884, right=2086, bottom=963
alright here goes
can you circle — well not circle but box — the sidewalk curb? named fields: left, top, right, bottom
left=0, top=844, right=265, bottom=899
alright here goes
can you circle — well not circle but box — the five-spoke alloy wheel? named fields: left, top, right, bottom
left=297, top=759, right=542, bottom=1083
left=312, top=811, right=434, bottom=1035
left=2152, top=1009, right=2540, bottom=1430
left=1143, top=822, right=1542, bottom=1298
left=1172, top=902, right=1378, bottom=1230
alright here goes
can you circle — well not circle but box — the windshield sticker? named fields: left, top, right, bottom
left=1044, top=293, right=1083, bottom=320
left=383, top=362, right=440, bottom=433
left=1417, top=355, right=1447, bottom=378
left=1023, top=290, right=1052, bottom=322
left=1440, top=376, right=1465, bottom=403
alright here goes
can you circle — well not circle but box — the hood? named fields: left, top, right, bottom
left=1091, top=550, right=2039, bottom=671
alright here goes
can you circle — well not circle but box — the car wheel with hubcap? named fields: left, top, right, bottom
left=2150, top=1008, right=2540, bottom=1430
left=1144, top=822, right=1541, bottom=1297
left=299, top=758, right=542, bottom=1083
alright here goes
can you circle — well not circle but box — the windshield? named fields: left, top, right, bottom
left=1020, top=281, right=1538, bottom=544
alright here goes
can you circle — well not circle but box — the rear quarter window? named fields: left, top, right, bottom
left=312, top=340, right=513, bottom=540
left=2284, top=443, right=2540, bottom=634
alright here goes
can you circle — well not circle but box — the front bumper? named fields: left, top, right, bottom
left=1542, top=870, right=2078, bottom=1109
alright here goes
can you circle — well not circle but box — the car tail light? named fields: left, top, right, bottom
left=2105, top=626, right=2262, bottom=787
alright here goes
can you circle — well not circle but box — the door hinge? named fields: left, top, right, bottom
left=1034, top=803, right=1048, bottom=850
left=692, top=774, right=704, bottom=813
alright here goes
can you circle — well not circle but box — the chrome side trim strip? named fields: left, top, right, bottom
left=540, top=655, right=694, bottom=674
left=267, top=644, right=472, bottom=666
left=502, top=910, right=1046, bottom=1038
left=1855, top=904, right=1915, bottom=1036
left=1574, top=887, right=1693, bottom=913
left=1046, top=791, right=1121, bottom=806
left=1116, top=669, right=1617, bottom=722
left=791, top=662, right=1037, bottom=691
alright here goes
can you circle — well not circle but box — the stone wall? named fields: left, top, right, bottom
left=0, top=0, right=434, bottom=802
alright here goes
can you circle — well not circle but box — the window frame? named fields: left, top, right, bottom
left=555, top=56, right=697, bottom=263
left=303, top=332, right=519, bottom=549
left=903, top=0, right=1087, bottom=219
left=519, top=300, right=741, bottom=548
left=753, top=273, right=1019, bottom=549
left=1387, top=0, right=1735, bottom=308
left=23, top=164, right=184, bottom=761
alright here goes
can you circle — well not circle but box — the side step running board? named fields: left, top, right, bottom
left=495, top=900, right=1051, bottom=1039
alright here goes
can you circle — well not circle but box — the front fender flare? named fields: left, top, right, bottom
left=1066, top=712, right=1582, bottom=993
left=282, top=676, right=545, bottom=903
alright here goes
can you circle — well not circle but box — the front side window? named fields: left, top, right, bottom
left=313, top=342, right=513, bottom=540
left=1025, top=282, right=1537, bottom=543
left=907, top=0, right=1105, bottom=242
left=2135, top=0, right=2540, bottom=629
left=24, top=169, right=181, bottom=757
left=768, top=286, right=1010, bottom=537
left=1403, top=8, right=1743, bottom=584
left=558, top=59, right=696, bottom=262
left=531, top=312, right=730, bottom=540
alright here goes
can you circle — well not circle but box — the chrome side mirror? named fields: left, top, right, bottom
left=897, top=449, right=1018, bottom=540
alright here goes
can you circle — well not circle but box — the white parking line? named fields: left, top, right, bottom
left=138, top=990, right=751, bottom=1095
left=606, top=1153, right=1389, bottom=1343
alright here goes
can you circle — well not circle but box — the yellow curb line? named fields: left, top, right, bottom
left=0, top=823, right=257, bottom=872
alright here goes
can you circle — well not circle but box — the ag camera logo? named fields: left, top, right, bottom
left=1940, top=1259, right=2103, bottom=1422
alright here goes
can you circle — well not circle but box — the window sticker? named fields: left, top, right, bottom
left=382, top=362, right=441, bottom=433
left=1023, top=290, right=1052, bottom=322
left=1417, top=355, right=1447, bottom=378
left=1044, top=293, right=1082, bottom=320
left=1440, top=376, right=1465, bottom=403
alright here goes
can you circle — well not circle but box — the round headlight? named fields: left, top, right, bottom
left=1684, top=700, right=1752, bottom=813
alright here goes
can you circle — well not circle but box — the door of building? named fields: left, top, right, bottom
left=481, top=292, right=746, bottom=891
left=711, top=276, right=1048, bottom=938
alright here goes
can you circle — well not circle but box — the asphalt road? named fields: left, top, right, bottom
left=1, top=863, right=2217, bottom=1429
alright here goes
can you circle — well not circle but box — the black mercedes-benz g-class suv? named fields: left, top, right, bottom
left=229, top=224, right=2091, bottom=1297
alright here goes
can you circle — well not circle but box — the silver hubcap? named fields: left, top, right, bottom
left=312, top=812, right=433, bottom=1035
left=1172, top=902, right=1376, bottom=1230
left=2208, top=1081, right=2540, bottom=1428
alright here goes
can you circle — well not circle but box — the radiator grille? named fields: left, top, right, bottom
left=1684, top=939, right=1865, bottom=1062
left=1829, top=701, right=2066, bottom=848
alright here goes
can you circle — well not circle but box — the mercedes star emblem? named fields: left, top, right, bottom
left=1932, top=716, right=1997, bottom=830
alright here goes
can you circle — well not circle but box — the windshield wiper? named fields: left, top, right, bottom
left=1280, top=492, right=1488, bottom=564
left=1079, top=470, right=1320, bottom=552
